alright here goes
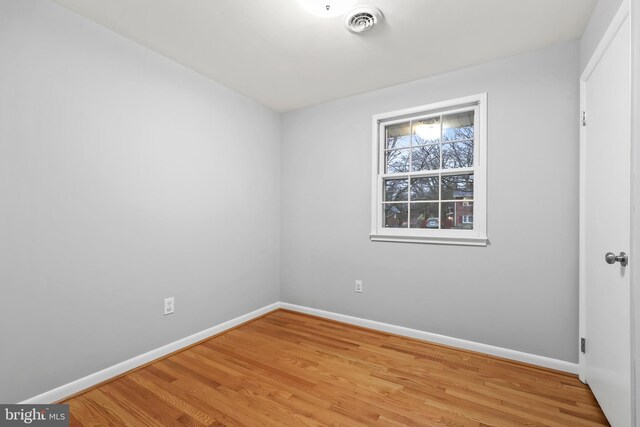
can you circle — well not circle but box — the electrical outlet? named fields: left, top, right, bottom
left=355, top=280, right=363, bottom=293
left=164, top=297, right=175, bottom=315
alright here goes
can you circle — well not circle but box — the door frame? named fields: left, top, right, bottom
left=578, top=0, right=636, bottom=420
left=631, top=0, right=640, bottom=424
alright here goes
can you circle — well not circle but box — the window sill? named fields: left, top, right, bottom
left=369, top=233, right=488, bottom=246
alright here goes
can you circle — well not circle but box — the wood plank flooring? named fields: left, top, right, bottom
left=64, top=309, right=609, bottom=426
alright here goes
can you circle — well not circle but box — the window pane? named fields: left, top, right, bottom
left=441, top=174, right=474, bottom=200
left=442, top=141, right=473, bottom=169
left=441, top=201, right=474, bottom=229
left=443, top=111, right=474, bottom=141
left=411, top=145, right=439, bottom=171
left=412, top=117, right=440, bottom=145
left=386, top=122, right=411, bottom=149
left=384, top=203, right=408, bottom=228
left=384, top=178, right=408, bottom=202
left=410, top=177, right=439, bottom=201
left=385, top=149, right=410, bottom=173
left=410, top=203, right=439, bottom=228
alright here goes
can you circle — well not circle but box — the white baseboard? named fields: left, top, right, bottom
left=20, top=300, right=578, bottom=403
left=19, top=302, right=280, bottom=404
left=280, top=302, right=579, bottom=375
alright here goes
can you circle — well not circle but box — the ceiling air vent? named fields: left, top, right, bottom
left=344, top=6, right=382, bottom=34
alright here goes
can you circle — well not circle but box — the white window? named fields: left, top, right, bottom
left=370, top=93, right=487, bottom=246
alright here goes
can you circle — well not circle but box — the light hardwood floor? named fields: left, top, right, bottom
left=64, top=309, right=609, bottom=426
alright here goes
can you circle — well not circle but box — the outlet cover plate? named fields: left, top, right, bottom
left=164, top=297, right=175, bottom=315
left=355, top=280, right=363, bottom=293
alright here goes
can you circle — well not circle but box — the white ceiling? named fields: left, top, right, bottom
left=52, top=0, right=596, bottom=112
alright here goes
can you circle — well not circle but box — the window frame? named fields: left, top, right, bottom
left=370, top=93, right=488, bottom=246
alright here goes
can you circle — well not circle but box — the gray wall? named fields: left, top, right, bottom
left=0, top=0, right=280, bottom=403
left=281, top=41, right=580, bottom=363
left=580, top=0, right=625, bottom=71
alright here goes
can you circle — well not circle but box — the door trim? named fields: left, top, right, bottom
left=631, top=0, right=640, bottom=424
left=578, top=0, right=630, bottom=384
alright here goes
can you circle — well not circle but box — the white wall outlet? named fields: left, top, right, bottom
left=164, top=297, right=175, bottom=315
left=355, top=280, right=363, bottom=293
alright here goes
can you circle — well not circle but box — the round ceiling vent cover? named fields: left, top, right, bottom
left=344, top=6, right=382, bottom=34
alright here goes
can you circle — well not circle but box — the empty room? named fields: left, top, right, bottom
left=1, top=0, right=639, bottom=425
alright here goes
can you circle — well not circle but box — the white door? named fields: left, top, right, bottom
left=582, top=12, right=632, bottom=427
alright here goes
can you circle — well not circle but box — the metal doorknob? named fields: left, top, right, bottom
left=605, top=252, right=628, bottom=266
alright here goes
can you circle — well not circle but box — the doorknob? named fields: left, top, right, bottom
left=605, top=252, right=628, bottom=266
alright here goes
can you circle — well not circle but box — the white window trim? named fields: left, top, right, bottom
left=370, top=93, right=488, bottom=246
